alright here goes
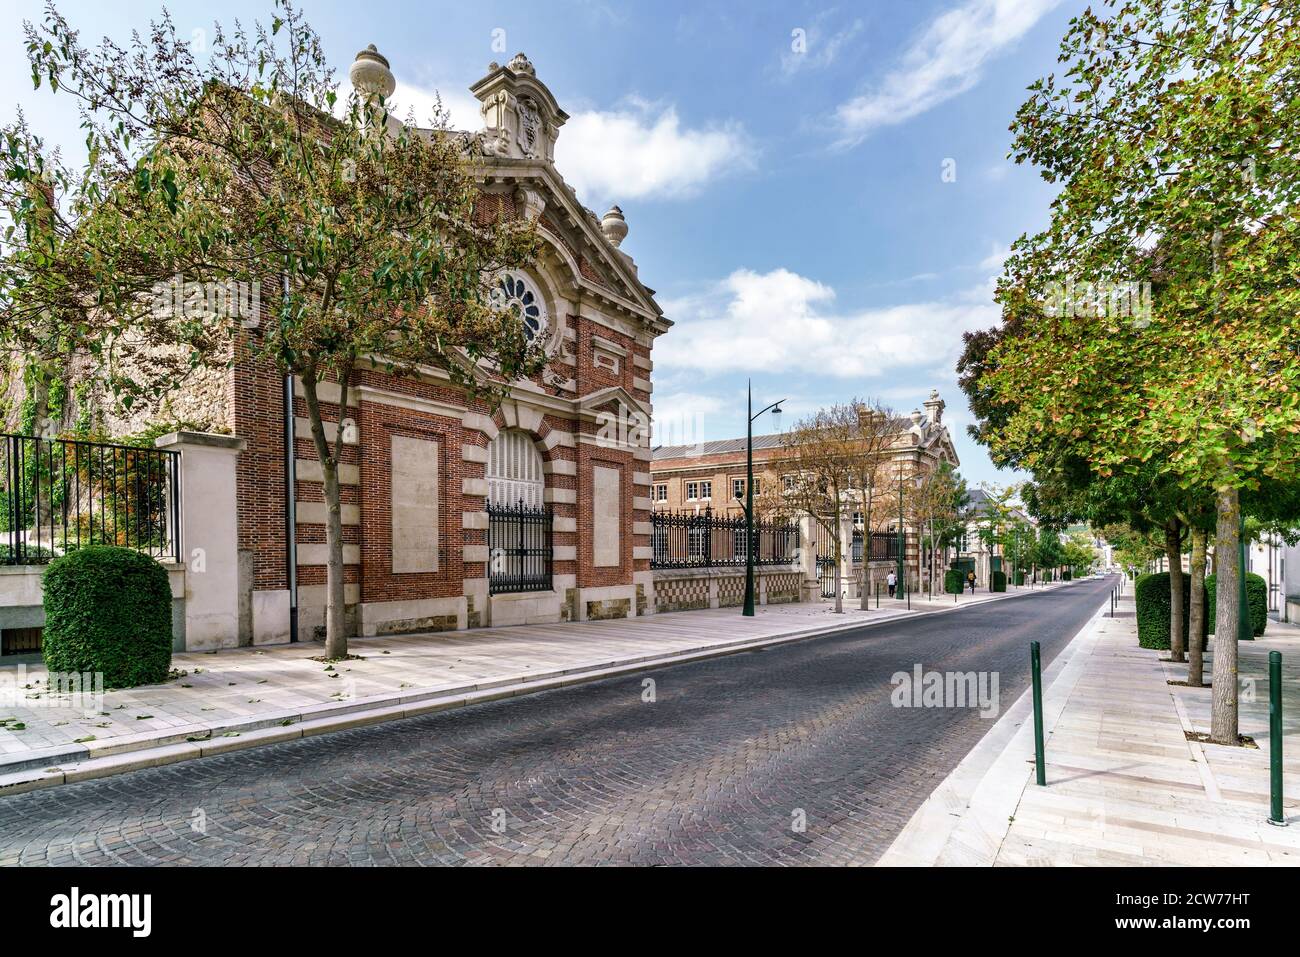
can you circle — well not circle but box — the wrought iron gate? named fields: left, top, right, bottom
left=816, top=554, right=836, bottom=599
left=487, top=500, right=553, bottom=595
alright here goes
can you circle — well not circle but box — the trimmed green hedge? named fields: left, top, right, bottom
left=1062, top=570, right=1072, bottom=581
left=991, top=570, right=1007, bottom=592
left=42, top=546, right=173, bottom=688
left=944, top=569, right=964, bottom=594
left=1014, top=570, right=1025, bottom=586
left=1135, top=572, right=1193, bottom=650
left=1204, top=572, right=1267, bottom=638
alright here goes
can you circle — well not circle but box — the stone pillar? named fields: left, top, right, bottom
left=155, top=431, right=245, bottom=651
left=799, top=515, right=819, bottom=601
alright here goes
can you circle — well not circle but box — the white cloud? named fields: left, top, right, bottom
left=557, top=99, right=751, bottom=204
left=389, top=80, right=482, bottom=132
left=978, top=241, right=1010, bottom=272
left=655, top=267, right=998, bottom=380
left=781, top=17, right=864, bottom=76
left=385, top=81, right=750, bottom=205
left=834, top=0, right=1061, bottom=144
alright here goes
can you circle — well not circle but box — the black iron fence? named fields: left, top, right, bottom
left=487, top=500, right=553, bottom=594
left=851, top=530, right=900, bottom=564
left=650, top=508, right=800, bottom=569
left=1, top=433, right=181, bottom=565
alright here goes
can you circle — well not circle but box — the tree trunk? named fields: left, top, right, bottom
left=1187, top=526, right=1208, bottom=688
left=1210, top=487, right=1240, bottom=744
left=301, top=374, right=349, bottom=658
left=1166, top=520, right=1186, bottom=662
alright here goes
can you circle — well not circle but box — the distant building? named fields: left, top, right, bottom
left=650, top=391, right=959, bottom=595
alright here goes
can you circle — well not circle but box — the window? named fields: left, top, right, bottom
left=487, top=429, right=544, bottom=507
left=852, top=511, right=863, bottom=528
left=653, top=484, right=668, bottom=502
left=686, top=481, right=699, bottom=500
left=752, top=478, right=762, bottom=497
left=490, top=272, right=548, bottom=342
left=783, top=474, right=797, bottom=492
left=687, top=526, right=707, bottom=559
left=699, top=480, right=712, bottom=499
left=732, top=478, right=745, bottom=500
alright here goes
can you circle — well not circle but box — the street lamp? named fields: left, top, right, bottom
left=743, top=379, right=784, bottom=617
left=896, top=461, right=907, bottom=605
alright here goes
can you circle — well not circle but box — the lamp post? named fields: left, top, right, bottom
left=743, top=379, right=784, bottom=617
left=896, top=462, right=906, bottom=601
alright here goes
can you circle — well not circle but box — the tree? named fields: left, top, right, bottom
left=845, top=399, right=895, bottom=609
left=780, top=405, right=858, bottom=614
left=23, top=2, right=544, bottom=657
left=910, top=462, right=965, bottom=598
left=968, top=0, right=1300, bottom=744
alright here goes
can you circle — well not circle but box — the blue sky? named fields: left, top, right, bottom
left=2, top=0, right=1083, bottom=487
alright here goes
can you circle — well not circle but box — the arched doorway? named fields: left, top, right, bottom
left=485, top=429, right=551, bottom=593
left=486, top=429, right=544, bottom=507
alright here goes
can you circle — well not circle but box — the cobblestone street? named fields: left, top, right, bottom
left=0, top=580, right=1110, bottom=866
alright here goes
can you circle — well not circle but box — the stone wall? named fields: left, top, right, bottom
left=651, top=565, right=804, bottom=614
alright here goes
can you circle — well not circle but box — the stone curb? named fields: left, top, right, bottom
left=0, top=584, right=1076, bottom=796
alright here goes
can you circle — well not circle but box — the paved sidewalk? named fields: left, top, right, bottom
left=1, top=587, right=1040, bottom=793
left=881, top=590, right=1300, bottom=866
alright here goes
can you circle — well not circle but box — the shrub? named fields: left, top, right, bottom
left=1204, top=572, right=1267, bottom=638
left=1134, top=572, right=1193, bottom=650
left=944, top=569, right=964, bottom=594
left=42, top=546, right=173, bottom=687
left=991, top=570, right=1007, bottom=592
left=1014, top=570, right=1025, bottom=586
left=1062, top=570, right=1072, bottom=581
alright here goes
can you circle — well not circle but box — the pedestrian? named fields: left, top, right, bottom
left=887, top=570, right=897, bottom=599
left=967, top=570, right=976, bottom=594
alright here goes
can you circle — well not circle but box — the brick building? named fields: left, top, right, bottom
left=650, top=391, right=959, bottom=595
left=192, top=49, right=671, bottom=643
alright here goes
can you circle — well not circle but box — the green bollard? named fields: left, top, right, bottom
left=1031, top=641, right=1046, bottom=786
left=1270, top=650, right=1286, bottom=826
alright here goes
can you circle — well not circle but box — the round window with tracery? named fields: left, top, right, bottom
left=491, top=273, right=547, bottom=342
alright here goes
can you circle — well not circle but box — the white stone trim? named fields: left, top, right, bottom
left=462, top=411, right=499, bottom=441
left=462, top=443, right=489, bottom=464
left=463, top=544, right=490, bottom=563
left=632, top=496, right=653, bottom=512
left=296, top=543, right=361, bottom=566
left=462, top=511, right=490, bottom=530
left=544, top=487, right=577, bottom=505
left=553, top=545, right=577, bottom=561
left=543, top=458, right=577, bottom=476
left=462, top=477, right=489, bottom=498
left=553, top=516, right=577, bottom=533
left=295, top=459, right=359, bottom=486
left=296, top=502, right=360, bottom=526
left=540, top=429, right=575, bottom=451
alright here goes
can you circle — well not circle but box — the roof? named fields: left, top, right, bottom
left=651, top=414, right=924, bottom=462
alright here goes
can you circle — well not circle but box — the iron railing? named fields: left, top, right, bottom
left=851, top=530, right=900, bottom=564
left=650, top=508, right=800, bottom=569
left=487, top=500, right=553, bottom=594
left=1, top=433, right=181, bottom=565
